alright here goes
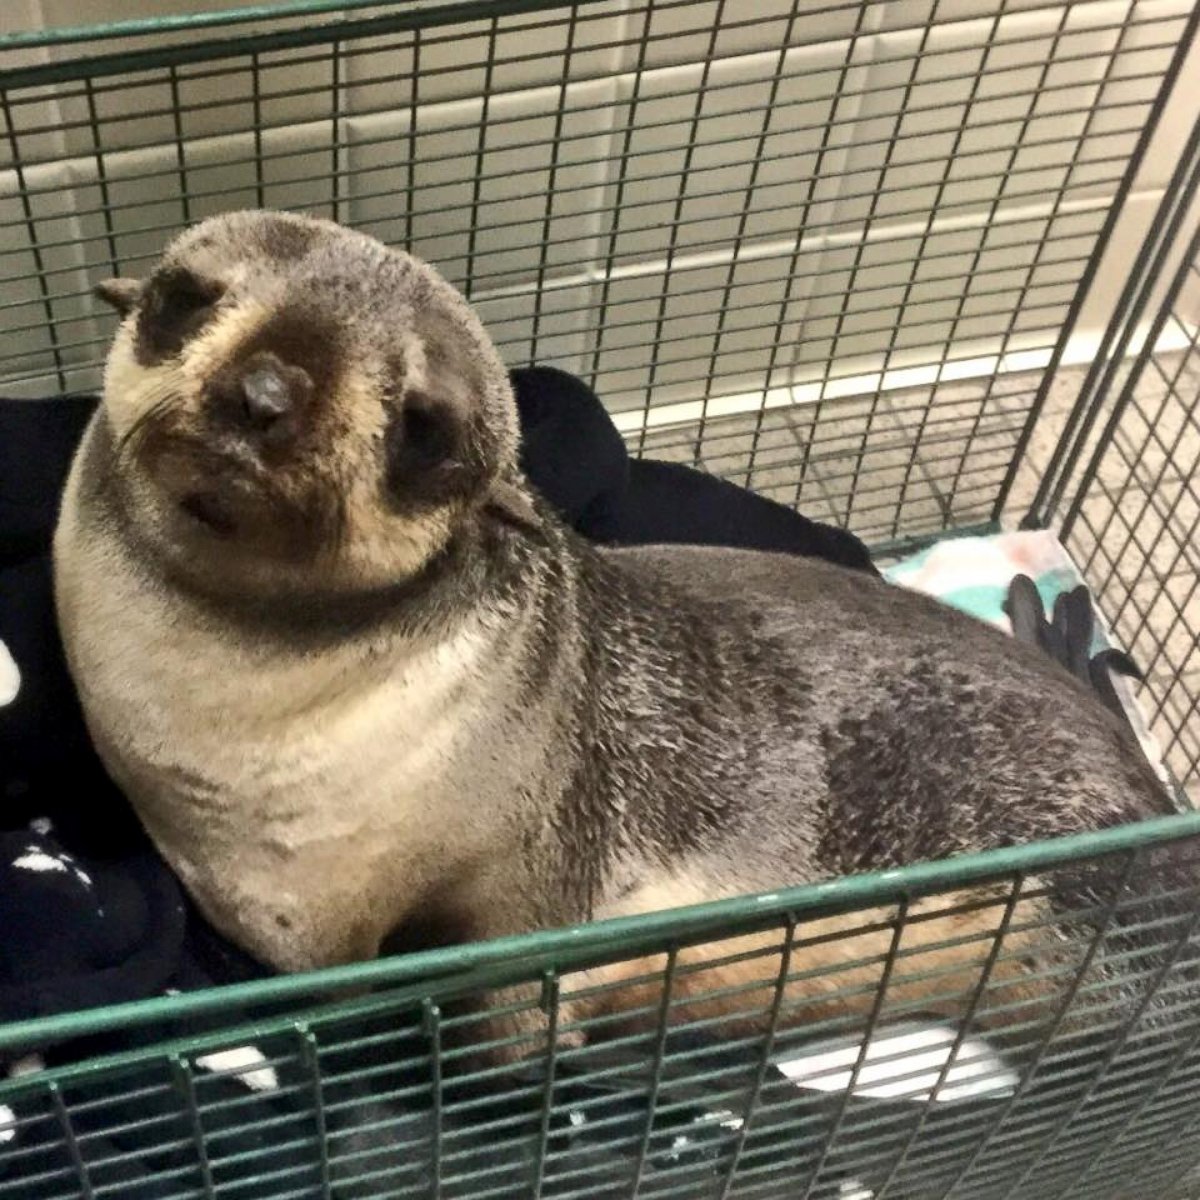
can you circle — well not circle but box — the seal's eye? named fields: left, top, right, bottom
left=137, top=267, right=224, bottom=360
left=396, top=395, right=456, bottom=472
left=384, top=389, right=477, bottom=511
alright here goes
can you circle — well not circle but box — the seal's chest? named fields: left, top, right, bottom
left=73, top=579, right=491, bottom=800
left=103, top=659, right=489, bottom=970
left=97, top=646, right=473, bottom=843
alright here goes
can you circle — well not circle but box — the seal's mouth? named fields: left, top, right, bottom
left=136, top=424, right=273, bottom=544
left=144, top=434, right=340, bottom=566
left=120, top=400, right=343, bottom=568
left=178, top=490, right=238, bottom=537
left=137, top=426, right=257, bottom=536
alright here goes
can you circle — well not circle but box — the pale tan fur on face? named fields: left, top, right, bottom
left=102, top=269, right=274, bottom=440
left=103, top=286, right=452, bottom=595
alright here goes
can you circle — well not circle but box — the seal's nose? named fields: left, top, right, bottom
left=208, top=351, right=312, bottom=445
left=241, top=362, right=292, bottom=429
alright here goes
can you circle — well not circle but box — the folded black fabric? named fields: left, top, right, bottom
left=607, top=457, right=877, bottom=572
left=0, top=828, right=186, bottom=1025
left=0, top=393, right=97, bottom=568
left=0, top=553, right=145, bottom=854
left=513, top=366, right=880, bottom=574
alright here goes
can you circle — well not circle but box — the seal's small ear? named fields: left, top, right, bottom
left=93, top=277, right=143, bottom=316
left=486, top=477, right=540, bottom=532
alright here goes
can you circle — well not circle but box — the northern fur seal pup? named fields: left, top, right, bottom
left=57, top=211, right=1182, bottom=1057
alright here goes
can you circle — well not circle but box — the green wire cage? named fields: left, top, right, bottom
left=3, top=1, right=1200, bottom=1197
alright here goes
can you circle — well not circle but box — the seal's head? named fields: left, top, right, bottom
left=94, top=210, right=525, bottom=600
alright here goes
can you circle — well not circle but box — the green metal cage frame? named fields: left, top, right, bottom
left=5, top=814, right=1200, bottom=1200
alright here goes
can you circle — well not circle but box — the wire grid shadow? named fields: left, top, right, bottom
left=2, top=820, right=1200, bottom=1200
left=1, top=0, right=1196, bottom=546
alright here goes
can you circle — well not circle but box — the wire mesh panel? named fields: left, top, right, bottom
left=4, top=3, right=1200, bottom=1197
left=1003, top=80, right=1200, bottom=802
left=2, top=817, right=1200, bottom=1200
left=1054, top=248, right=1200, bottom=800
left=1, top=0, right=1197, bottom=545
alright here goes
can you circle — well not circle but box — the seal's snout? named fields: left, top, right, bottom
left=205, top=350, right=314, bottom=448
left=241, top=360, right=294, bottom=427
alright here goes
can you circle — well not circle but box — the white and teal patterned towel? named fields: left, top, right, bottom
left=884, top=529, right=1168, bottom=786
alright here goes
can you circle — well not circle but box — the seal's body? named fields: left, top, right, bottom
left=56, top=211, right=1180, bottom=1053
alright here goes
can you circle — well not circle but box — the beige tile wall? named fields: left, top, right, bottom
left=1, top=1, right=1193, bottom=404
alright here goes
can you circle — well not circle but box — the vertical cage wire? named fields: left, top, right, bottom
left=1052, top=190, right=1200, bottom=798
left=1013, top=59, right=1200, bottom=534
left=1010, top=19, right=1200, bottom=801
